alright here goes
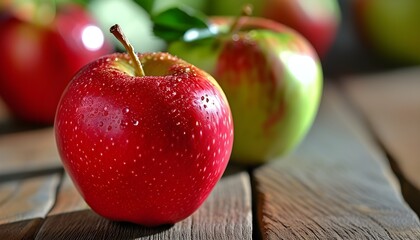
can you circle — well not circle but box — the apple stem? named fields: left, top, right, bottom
left=110, top=24, right=145, bottom=77
left=229, top=4, right=253, bottom=34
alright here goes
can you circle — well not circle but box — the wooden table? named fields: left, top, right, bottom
left=1, top=67, right=420, bottom=239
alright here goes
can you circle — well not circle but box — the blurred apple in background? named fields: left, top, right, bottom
left=353, top=0, right=420, bottom=65
left=161, top=10, right=323, bottom=164
left=206, top=0, right=341, bottom=58
left=0, top=1, right=112, bottom=124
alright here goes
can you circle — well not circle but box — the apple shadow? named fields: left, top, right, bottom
left=222, top=158, right=268, bottom=178
left=222, top=161, right=249, bottom=177
left=35, top=209, right=173, bottom=239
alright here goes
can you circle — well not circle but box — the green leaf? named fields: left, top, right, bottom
left=151, top=6, right=217, bottom=42
left=132, top=0, right=155, bottom=14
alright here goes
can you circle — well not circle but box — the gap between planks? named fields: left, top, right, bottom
left=341, top=66, right=420, bottom=214
left=254, top=83, right=420, bottom=240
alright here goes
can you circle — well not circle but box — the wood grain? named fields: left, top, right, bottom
left=35, top=172, right=252, bottom=239
left=254, top=84, right=420, bottom=239
left=48, top=173, right=89, bottom=216
left=0, top=219, right=44, bottom=240
left=342, top=67, right=420, bottom=213
left=0, top=173, right=61, bottom=224
left=0, top=127, right=62, bottom=178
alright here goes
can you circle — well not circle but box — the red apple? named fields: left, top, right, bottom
left=168, top=16, right=323, bottom=165
left=353, top=0, right=420, bottom=65
left=207, top=0, right=341, bottom=57
left=54, top=25, right=233, bottom=226
left=0, top=3, right=112, bottom=124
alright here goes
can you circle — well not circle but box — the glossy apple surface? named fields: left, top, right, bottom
left=0, top=4, right=112, bottom=124
left=55, top=52, right=233, bottom=226
left=353, top=0, right=420, bottom=65
left=207, top=0, right=340, bottom=57
left=168, top=17, right=323, bottom=164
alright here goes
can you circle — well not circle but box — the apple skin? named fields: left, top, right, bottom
left=353, top=0, right=420, bottom=65
left=54, top=52, right=233, bottom=226
left=0, top=4, right=112, bottom=124
left=168, top=17, right=323, bottom=164
left=206, top=0, right=340, bottom=57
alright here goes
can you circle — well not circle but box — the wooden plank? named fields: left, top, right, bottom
left=48, top=173, right=89, bottom=216
left=254, top=84, right=420, bottom=239
left=0, top=219, right=44, bottom=240
left=35, top=172, right=252, bottom=239
left=341, top=67, right=420, bottom=213
left=0, top=127, right=62, bottom=178
left=0, top=173, right=61, bottom=224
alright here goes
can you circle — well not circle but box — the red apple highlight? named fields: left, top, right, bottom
left=54, top=24, right=233, bottom=226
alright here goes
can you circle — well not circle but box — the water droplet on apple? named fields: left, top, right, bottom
left=123, top=108, right=130, bottom=114
left=99, top=122, right=104, bottom=127
left=133, top=120, right=139, bottom=126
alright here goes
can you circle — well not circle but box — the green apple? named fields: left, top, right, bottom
left=168, top=17, right=323, bottom=164
left=353, top=0, right=420, bottom=65
left=206, top=0, right=341, bottom=58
